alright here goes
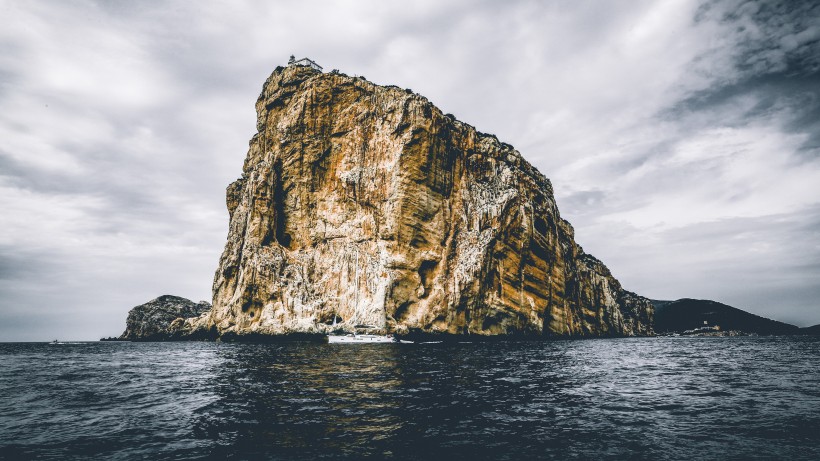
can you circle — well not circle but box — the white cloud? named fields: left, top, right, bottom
left=1, top=0, right=819, bottom=340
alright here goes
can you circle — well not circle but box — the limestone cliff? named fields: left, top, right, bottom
left=119, top=295, right=211, bottom=341
left=178, top=64, right=653, bottom=339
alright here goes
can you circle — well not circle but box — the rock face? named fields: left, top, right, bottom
left=119, top=295, right=211, bottom=341
left=179, top=64, right=653, bottom=339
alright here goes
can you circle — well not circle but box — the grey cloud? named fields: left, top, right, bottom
left=1, top=0, right=819, bottom=340
left=732, top=1, right=820, bottom=74
left=582, top=205, right=820, bottom=326
left=694, top=0, right=820, bottom=73
left=663, top=1, right=820, bottom=144
left=559, top=190, right=608, bottom=217
left=0, top=246, right=62, bottom=282
left=665, top=71, right=820, bottom=160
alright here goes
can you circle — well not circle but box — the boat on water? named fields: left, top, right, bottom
left=327, top=333, right=395, bottom=344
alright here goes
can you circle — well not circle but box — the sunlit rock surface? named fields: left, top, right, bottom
left=177, top=65, right=653, bottom=339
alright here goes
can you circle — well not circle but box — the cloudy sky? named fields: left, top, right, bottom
left=1, top=0, right=819, bottom=340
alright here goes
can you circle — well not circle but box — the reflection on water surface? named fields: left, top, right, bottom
left=1, top=337, right=819, bottom=460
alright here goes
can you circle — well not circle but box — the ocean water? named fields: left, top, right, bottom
left=1, top=337, right=819, bottom=460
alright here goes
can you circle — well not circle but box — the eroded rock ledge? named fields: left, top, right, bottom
left=173, top=65, right=653, bottom=339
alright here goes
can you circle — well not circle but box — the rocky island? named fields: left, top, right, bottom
left=114, top=295, right=211, bottom=341
left=126, top=61, right=655, bottom=341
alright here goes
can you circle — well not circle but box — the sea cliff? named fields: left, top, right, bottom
left=173, top=64, right=653, bottom=339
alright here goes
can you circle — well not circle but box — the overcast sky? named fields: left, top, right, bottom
left=1, top=0, right=819, bottom=340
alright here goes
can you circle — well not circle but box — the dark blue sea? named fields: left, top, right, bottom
left=1, top=337, right=819, bottom=460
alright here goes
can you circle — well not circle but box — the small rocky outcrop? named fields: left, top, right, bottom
left=119, top=295, right=211, bottom=341
left=171, top=64, right=654, bottom=340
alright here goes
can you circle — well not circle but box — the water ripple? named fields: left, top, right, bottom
left=1, top=337, right=819, bottom=460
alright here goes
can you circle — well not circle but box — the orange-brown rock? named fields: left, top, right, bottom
left=178, top=64, right=653, bottom=339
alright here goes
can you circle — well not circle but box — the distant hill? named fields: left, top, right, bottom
left=652, top=298, right=800, bottom=335
left=801, top=324, right=820, bottom=335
